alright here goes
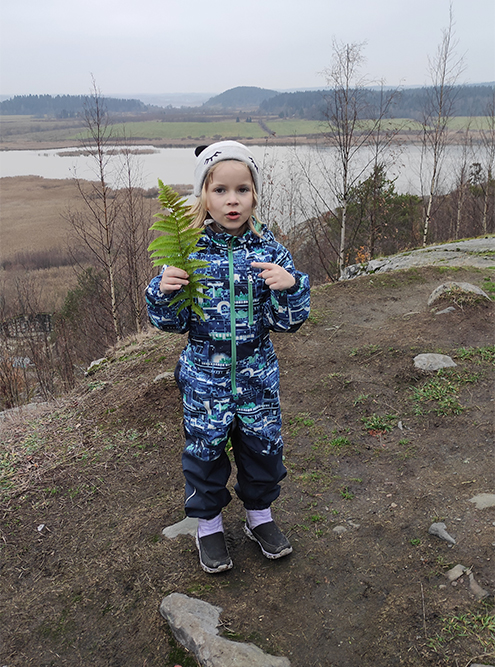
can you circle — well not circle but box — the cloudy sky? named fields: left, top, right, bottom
left=0, top=0, right=493, bottom=98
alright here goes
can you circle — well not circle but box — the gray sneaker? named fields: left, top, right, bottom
left=196, top=531, right=233, bottom=574
left=244, top=521, right=292, bottom=559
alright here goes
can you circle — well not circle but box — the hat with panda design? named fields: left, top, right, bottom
left=193, top=141, right=261, bottom=197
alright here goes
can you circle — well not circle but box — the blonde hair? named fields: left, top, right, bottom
left=189, top=161, right=262, bottom=236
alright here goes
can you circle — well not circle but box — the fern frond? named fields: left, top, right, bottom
left=148, top=181, right=211, bottom=320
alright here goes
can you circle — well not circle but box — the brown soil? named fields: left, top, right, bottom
left=1, top=266, right=494, bottom=667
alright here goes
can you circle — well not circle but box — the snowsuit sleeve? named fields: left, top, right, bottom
left=261, top=245, right=311, bottom=333
left=145, top=272, right=191, bottom=334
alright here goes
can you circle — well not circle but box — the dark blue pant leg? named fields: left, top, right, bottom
left=230, top=421, right=287, bottom=510
left=182, top=450, right=232, bottom=519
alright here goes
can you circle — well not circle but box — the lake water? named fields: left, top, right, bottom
left=0, top=143, right=471, bottom=196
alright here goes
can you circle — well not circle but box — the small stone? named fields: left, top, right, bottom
left=333, top=526, right=347, bottom=535
left=435, top=306, right=457, bottom=315
left=85, top=357, right=108, bottom=375
left=469, top=493, right=495, bottom=509
left=469, top=573, right=490, bottom=600
left=445, top=564, right=467, bottom=581
left=162, top=517, right=198, bottom=539
left=428, top=522, right=456, bottom=545
left=414, top=354, right=457, bottom=371
left=154, top=371, right=175, bottom=383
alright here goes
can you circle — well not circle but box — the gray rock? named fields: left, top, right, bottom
left=468, top=493, right=495, bottom=509
left=333, top=526, right=347, bottom=535
left=162, top=517, right=198, bottom=539
left=414, top=353, right=457, bottom=371
left=160, top=593, right=291, bottom=667
left=435, top=306, right=457, bottom=315
left=469, top=572, right=490, bottom=600
left=154, top=371, right=175, bottom=383
left=85, top=357, right=108, bottom=375
left=445, top=564, right=467, bottom=581
left=428, top=522, right=456, bottom=545
left=428, top=281, right=490, bottom=307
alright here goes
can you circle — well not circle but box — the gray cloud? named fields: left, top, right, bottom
left=1, top=0, right=493, bottom=96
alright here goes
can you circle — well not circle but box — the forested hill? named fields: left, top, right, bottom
left=203, top=86, right=279, bottom=109
left=0, top=95, right=148, bottom=117
left=260, top=84, right=495, bottom=119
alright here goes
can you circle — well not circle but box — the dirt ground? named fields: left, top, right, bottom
left=1, top=266, right=494, bottom=667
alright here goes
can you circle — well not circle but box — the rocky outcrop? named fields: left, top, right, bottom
left=160, top=593, right=291, bottom=667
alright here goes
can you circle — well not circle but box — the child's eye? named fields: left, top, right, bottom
left=213, top=187, right=225, bottom=193
left=239, top=187, right=251, bottom=193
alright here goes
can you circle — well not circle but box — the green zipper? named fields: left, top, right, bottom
left=248, top=273, right=254, bottom=326
left=228, top=239, right=237, bottom=394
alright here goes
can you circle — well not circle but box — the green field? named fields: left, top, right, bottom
left=1, top=114, right=491, bottom=145
left=79, top=120, right=270, bottom=141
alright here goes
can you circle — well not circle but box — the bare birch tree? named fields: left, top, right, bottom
left=65, top=78, right=122, bottom=343
left=420, top=4, right=464, bottom=246
left=118, top=146, right=155, bottom=334
left=304, top=42, right=402, bottom=278
left=479, top=90, right=495, bottom=234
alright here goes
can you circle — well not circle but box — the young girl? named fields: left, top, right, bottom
left=146, top=141, right=310, bottom=573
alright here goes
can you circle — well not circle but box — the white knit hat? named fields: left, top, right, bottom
left=193, top=141, right=261, bottom=197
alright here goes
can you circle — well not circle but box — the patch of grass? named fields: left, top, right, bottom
left=289, top=413, right=316, bottom=436
left=187, top=582, right=213, bottom=595
left=312, top=434, right=355, bottom=455
left=412, top=375, right=463, bottom=416
left=454, top=345, right=495, bottom=364
left=350, top=344, right=381, bottom=359
left=361, top=413, right=398, bottom=433
left=482, top=275, right=495, bottom=299
left=427, top=606, right=495, bottom=655
left=328, top=435, right=353, bottom=451
left=339, top=486, right=355, bottom=500
left=412, top=367, right=482, bottom=416
left=353, top=394, right=369, bottom=406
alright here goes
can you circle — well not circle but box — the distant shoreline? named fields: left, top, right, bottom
left=0, top=129, right=485, bottom=152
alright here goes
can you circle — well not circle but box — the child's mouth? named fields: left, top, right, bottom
left=227, top=212, right=240, bottom=220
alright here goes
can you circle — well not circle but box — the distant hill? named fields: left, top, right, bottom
left=0, top=94, right=148, bottom=117
left=260, top=84, right=495, bottom=120
left=204, top=86, right=279, bottom=110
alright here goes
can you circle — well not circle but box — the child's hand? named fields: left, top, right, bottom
left=159, top=266, right=189, bottom=293
left=251, top=262, right=296, bottom=291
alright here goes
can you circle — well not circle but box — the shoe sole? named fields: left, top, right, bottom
left=243, top=524, right=293, bottom=560
left=195, top=535, right=233, bottom=574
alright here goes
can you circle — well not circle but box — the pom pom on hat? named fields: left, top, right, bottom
left=193, top=141, right=261, bottom=196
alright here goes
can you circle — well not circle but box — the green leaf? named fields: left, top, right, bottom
left=148, top=181, right=212, bottom=320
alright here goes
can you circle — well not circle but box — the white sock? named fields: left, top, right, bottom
left=246, top=508, right=272, bottom=530
left=197, top=513, right=224, bottom=538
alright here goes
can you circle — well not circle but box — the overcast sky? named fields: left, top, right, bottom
left=0, top=0, right=493, bottom=98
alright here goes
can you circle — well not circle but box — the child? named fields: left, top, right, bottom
left=146, top=141, right=310, bottom=573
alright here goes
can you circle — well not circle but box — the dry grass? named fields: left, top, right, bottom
left=0, top=176, right=84, bottom=259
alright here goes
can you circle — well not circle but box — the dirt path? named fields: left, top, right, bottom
left=1, top=265, right=494, bottom=667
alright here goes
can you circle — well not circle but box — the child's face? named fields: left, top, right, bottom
left=205, top=161, right=255, bottom=236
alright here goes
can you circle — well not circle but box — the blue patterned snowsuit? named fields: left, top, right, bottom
left=146, top=223, right=310, bottom=519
